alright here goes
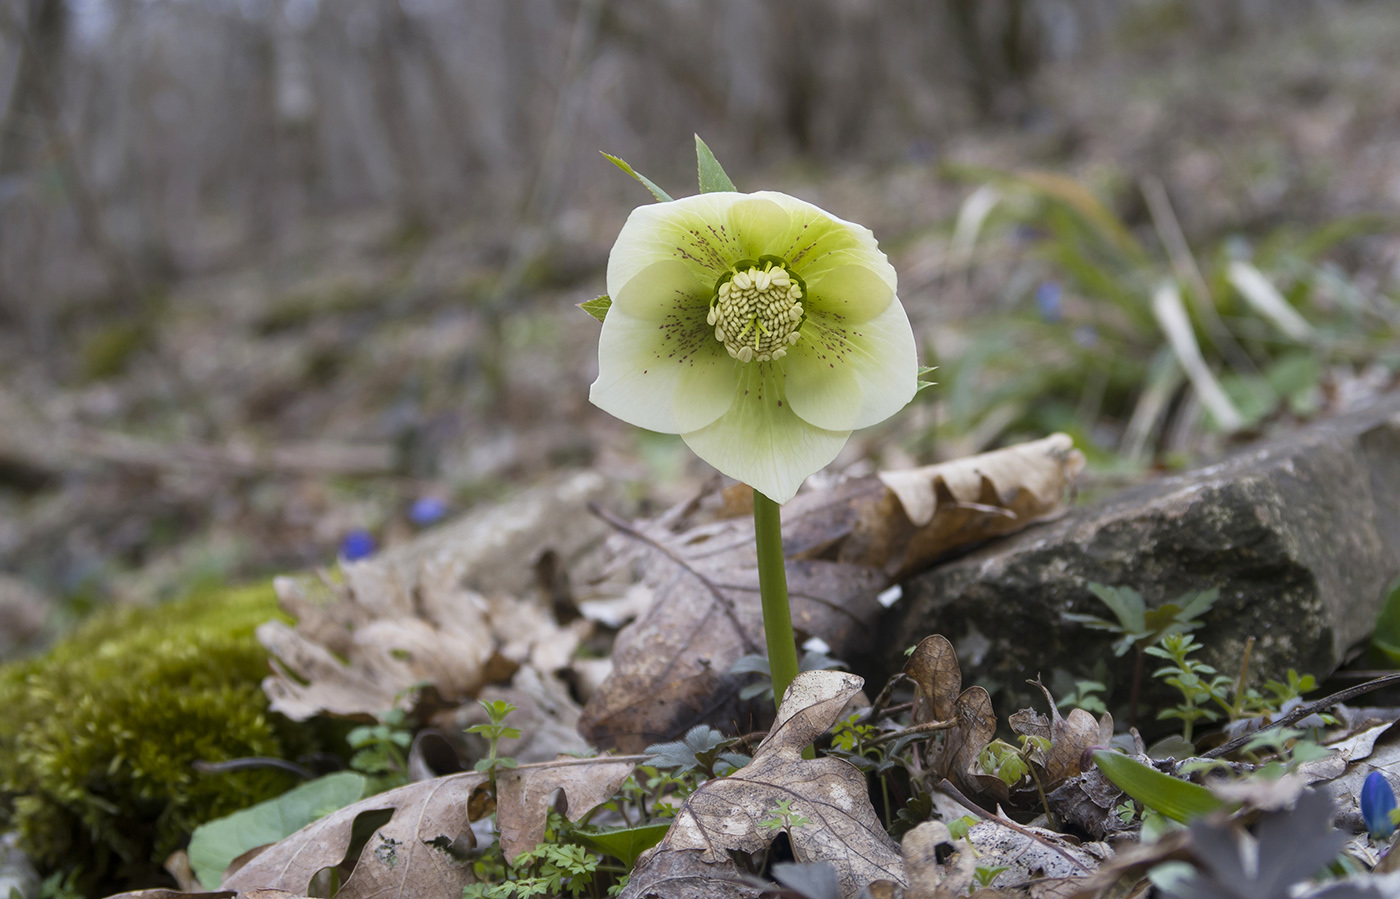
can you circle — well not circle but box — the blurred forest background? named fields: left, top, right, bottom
left=1, top=0, right=1397, bottom=649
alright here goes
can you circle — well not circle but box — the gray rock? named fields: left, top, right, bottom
left=881, top=394, right=1400, bottom=726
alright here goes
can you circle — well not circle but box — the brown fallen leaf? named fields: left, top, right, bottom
left=1044, top=767, right=1132, bottom=843
left=257, top=474, right=610, bottom=721
left=220, top=772, right=489, bottom=898
left=497, top=757, right=640, bottom=863
left=903, top=635, right=996, bottom=798
left=623, top=671, right=905, bottom=899
left=859, top=433, right=1084, bottom=578
left=579, top=509, right=886, bottom=751
left=1018, top=680, right=1111, bottom=790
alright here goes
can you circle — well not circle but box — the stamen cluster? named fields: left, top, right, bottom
left=706, top=261, right=804, bottom=362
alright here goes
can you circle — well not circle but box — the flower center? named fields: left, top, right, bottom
left=706, top=260, right=805, bottom=363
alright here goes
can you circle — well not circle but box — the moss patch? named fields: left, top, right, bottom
left=0, top=583, right=311, bottom=891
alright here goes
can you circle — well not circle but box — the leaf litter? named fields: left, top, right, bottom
left=622, top=671, right=905, bottom=898
left=92, top=436, right=1400, bottom=899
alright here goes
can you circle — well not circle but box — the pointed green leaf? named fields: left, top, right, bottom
left=1088, top=583, right=1147, bottom=633
left=1177, top=588, right=1220, bottom=621
left=695, top=135, right=736, bottom=193
left=573, top=823, right=672, bottom=868
left=580, top=295, right=611, bottom=323
left=1092, top=750, right=1222, bottom=823
left=601, top=152, right=673, bottom=202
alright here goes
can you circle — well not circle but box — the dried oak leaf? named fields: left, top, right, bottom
left=258, top=474, right=608, bottom=721
left=578, top=511, right=885, bottom=752
left=497, top=757, right=639, bottom=864
left=220, top=772, right=489, bottom=899
left=623, top=671, right=906, bottom=899
left=259, top=502, right=597, bottom=722
left=856, top=433, right=1084, bottom=578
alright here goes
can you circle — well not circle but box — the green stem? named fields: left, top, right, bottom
left=753, top=491, right=800, bottom=711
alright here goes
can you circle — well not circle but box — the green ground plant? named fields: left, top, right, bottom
left=0, top=583, right=318, bottom=894
left=940, top=168, right=1398, bottom=461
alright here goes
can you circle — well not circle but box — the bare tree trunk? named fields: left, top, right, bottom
left=367, top=0, right=431, bottom=231
left=0, top=0, right=141, bottom=308
left=0, top=0, right=66, bottom=177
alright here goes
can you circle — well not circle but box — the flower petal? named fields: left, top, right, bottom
left=744, top=191, right=895, bottom=289
left=783, top=297, right=918, bottom=432
left=611, top=257, right=709, bottom=322
left=606, top=193, right=752, bottom=297
left=681, top=364, right=851, bottom=503
left=590, top=260, right=738, bottom=434
left=803, top=261, right=896, bottom=324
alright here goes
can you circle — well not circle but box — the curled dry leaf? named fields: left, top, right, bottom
left=220, top=772, right=489, bottom=898
left=903, top=635, right=996, bottom=797
left=259, top=474, right=608, bottom=721
left=1019, top=680, right=1112, bottom=790
left=1044, top=766, right=1133, bottom=843
left=623, top=671, right=905, bottom=899
left=497, top=757, right=639, bottom=863
left=868, top=433, right=1084, bottom=579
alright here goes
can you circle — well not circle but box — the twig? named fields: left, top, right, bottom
left=510, top=753, right=651, bottom=771
left=865, top=718, right=957, bottom=749
left=588, top=502, right=763, bottom=654
left=934, top=779, right=1092, bottom=875
left=1229, top=636, right=1255, bottom=719
left=1203, top=672, right=1400, bottom=759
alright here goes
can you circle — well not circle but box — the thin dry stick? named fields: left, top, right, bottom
left=1203, top=671, right=1400, bottom=759
left=864, top=718, right=957, bottom=749
left=589, top=502, right=764, bottom=655
left=935, top=779, right=1092, bottom=875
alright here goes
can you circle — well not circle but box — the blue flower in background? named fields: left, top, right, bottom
left=1361, top=770, right=1396, bottom=840
left=339, top=529, right=377, bottom=562
left=409, top=496, right=450, bottom=527
left=1034, top=281, right=1063, bottom=323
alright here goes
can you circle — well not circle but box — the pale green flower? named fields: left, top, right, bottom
left=590, top=190, right=917, bottom=503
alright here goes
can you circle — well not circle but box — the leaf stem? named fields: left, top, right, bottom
left=753, top=491, right=800, bottom=713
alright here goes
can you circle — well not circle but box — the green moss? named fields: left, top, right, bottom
left=0, top=584, right=311, bottom=890
left=80, top=323, right=148, bottom=382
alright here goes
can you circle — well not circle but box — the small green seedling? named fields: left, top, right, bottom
left=467, top=700, right=522, bottom=780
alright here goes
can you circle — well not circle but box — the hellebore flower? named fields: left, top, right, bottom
left=1361, top=770, right=1397, bottom=840
left=589, top=191, right=917, bottom=503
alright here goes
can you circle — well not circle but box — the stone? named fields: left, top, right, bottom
left=880, top=394, right=1400, bottom=727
